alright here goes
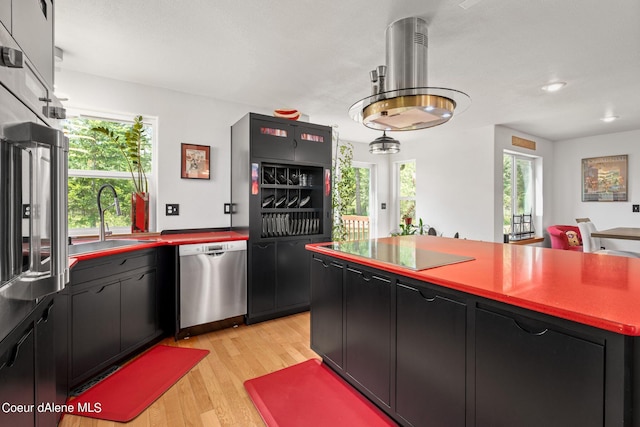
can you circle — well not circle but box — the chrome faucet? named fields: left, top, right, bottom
left=97, top=184, right=122, bottom=241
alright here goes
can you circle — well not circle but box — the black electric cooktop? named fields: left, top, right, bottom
left=327, top=239, right=474, bottom=271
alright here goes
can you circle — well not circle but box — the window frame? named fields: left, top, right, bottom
left=394, top=159, right=417, bottom=228
left=64, top=108, right=158, bottom=236
left=503, top=150, right=536, bottom=236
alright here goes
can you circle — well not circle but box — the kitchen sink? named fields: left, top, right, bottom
left=68, top=239, right=154, bottom=255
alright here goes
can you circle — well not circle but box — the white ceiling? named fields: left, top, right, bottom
left=54, top=0, right=640, bottom=144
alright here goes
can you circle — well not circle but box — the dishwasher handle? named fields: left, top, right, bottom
left=205, top=251, right=226, bottom=257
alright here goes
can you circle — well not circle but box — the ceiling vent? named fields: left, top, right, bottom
left=349, top=17, right=471, bottom=131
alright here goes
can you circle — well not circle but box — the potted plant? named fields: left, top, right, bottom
left=92, top=115, right=150, bottom=233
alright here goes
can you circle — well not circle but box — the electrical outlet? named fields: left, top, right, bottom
left=381, top=203, right=387, bottom=210
left=22, top=204, right=30, bottom=218
left=633, top=204, right=640, bottom=213
left=166, top=204, right=179, bottom=216
left=224, top=203, right=231, bottom=214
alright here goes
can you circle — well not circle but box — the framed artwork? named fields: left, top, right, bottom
left=581, top=154, right=627, bottom=201
left=181, top=143, right=210, bottom=179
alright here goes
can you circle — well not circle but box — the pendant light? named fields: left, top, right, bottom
left=369, top=131, right=400, bottom=154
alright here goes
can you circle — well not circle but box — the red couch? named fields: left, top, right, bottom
left=547, top=225, right=583, bottom=251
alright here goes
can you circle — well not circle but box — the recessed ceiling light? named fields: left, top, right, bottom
left=541, top=82, right=566, bottom=92
left=601, top=115, right=619, bottom=123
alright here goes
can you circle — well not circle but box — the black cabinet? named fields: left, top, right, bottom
left=475, top=307, right=604, bottom=427
left=308, top=252, right=633, bottom=427
left=277, top=239, right=312, bottom=307
left=35, top=299, right=57, bottom=427
left=72, top=281, right=121, bottom=380
left=248, top=238, right=312, bottom=323
left=121, top=270, right=158, bottom=351
left=250, top=118, right=296, bottom=161
left=345, top=266, right=392, bottom=408
left=395, top=282, right=466, bottom=427
left=249, top=117, right=331, bottom=163
left=0, top=323, right=35, bottom=427
left=232, top=112, right=332, bottom=324
left=0, top=295, right=62, bottom=427
left=249, top=242, right=277, bottom=314
left=310, top=256, right=344, bottom=369
left=69, top=249, right=162, bottom=388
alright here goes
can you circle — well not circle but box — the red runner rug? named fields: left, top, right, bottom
left=244, top=359, right=397, bottom=427
left=66, top=345, right=209, bottom=422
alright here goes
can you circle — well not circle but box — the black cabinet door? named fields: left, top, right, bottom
left=251, top=119, right=295, bottom=161
left=121, top=270, right=157, bottom=351
left=72, top=281, right=121, bottom=380
left=276, top=239, right=311, bottom=308
left=475, top=308, right=604, bottom=427
left=0, top=325, right=35, bottom=427
left=310, top=256, right=344, bottom=369
left=293, top=126, right=331, bottom=163
left=395, top=283, right=466, bottom=427
left=345, top=266, right=392, bottom=407
left=250, top=242, right=277, bottom=314
left=35, top=299, right=57, bottom=427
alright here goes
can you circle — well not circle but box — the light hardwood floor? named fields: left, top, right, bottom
left=60, top=311, right=318, bottom=427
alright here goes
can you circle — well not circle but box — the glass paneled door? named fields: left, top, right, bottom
left=342, top=162, right=375, bottom=240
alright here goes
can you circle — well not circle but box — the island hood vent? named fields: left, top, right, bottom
left=349, top=17, right=471, bottom=131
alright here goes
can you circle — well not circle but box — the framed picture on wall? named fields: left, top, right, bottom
left=181, top=143, right=210, bottom=179
left=581, top=154, right=628, bottom=201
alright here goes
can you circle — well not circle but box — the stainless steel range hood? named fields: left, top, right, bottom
left=349, top=17, right=471, bottom=131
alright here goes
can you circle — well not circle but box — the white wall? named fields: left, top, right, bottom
left=494, top=126, right=555, bottom=244
left=386, top=126, right=496, bottom=241
left=553, top=129, right=640, bottom=251
left=56, top=70, right=271, bottom=231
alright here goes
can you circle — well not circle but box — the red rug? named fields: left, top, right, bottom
left=66, top=345, right=209, bottom=422
left=244, top=359, right=397, bottom=427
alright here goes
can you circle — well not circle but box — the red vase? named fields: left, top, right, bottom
left=131, top=192, right=149, bottom=233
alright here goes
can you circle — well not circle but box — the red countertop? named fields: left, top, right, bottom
left=307, top=235, right=640, bottom=336
left=68, top=231, right=248, bottom=264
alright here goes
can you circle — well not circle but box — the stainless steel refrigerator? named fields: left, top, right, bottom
left=0, top=25, right=68, bottom=342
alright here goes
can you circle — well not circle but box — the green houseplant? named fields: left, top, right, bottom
left=331, top=128, right=354, bottom=241
left=92, top=115, right=150, bottom=232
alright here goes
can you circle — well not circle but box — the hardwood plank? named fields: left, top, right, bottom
left=59, top=312, right=316, bottom=427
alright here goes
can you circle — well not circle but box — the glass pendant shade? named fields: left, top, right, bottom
left=369, top=131, right=400, bottom=154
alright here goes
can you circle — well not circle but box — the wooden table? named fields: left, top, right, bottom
left=591, top=227, right=640, bottom=241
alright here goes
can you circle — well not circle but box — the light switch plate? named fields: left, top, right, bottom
left=633, top=204, right=639, bottom=213
left=166, top=204, right=179, bottom=216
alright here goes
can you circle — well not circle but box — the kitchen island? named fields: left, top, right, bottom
left=306, top=235, right=640, bottom=427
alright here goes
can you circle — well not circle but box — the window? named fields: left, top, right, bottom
left=340, top=162, right=375, bottom=240
left=396, top=160, right=416, bottom=225
left=503, top=152, right=535, bottom=236
left=343, top=164, right=372, bottom=216
left=62, top=111, right=155, bottom=235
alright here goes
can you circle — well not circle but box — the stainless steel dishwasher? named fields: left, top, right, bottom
left=179, top=240, right=247, bottom=329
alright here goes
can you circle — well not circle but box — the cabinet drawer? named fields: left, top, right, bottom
left=71, top=249, right=157, bottom=286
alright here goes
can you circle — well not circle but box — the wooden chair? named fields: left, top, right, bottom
left=342, top=215, right=370, bottom=241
